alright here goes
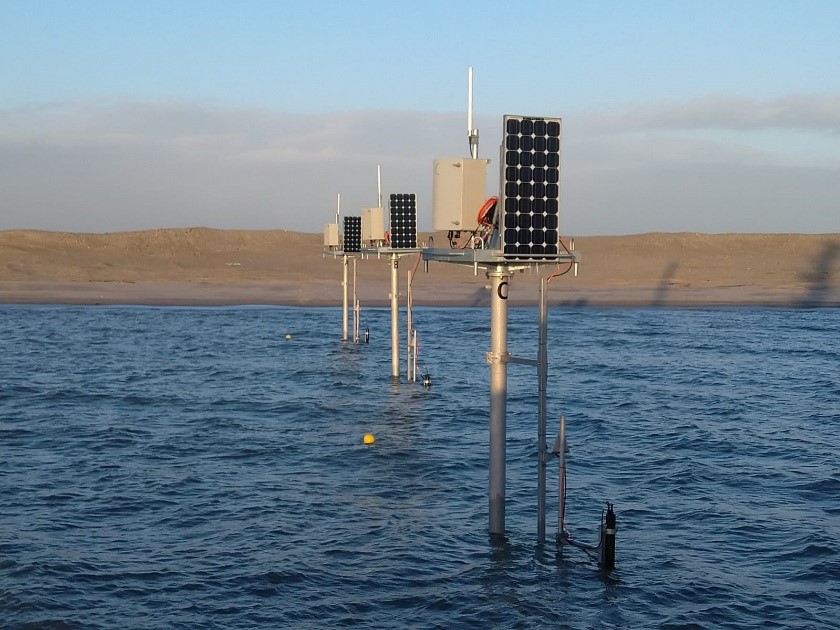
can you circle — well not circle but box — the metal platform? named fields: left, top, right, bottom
left=422, top=246, right=579, bottom=274
left=323, top=247, right=422, bottom=259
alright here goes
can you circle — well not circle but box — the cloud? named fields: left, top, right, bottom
left=560, top=94, right=840, bottom=234
left=577, top=94, right=840, bottom=134
left=564, top=160, right=839, bottom=235
left=1, top=96, right=838, bottom=235
left=0, top=102, right=464, bottom=232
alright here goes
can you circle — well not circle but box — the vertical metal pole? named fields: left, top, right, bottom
left=537, top=276, right=548, bottom=544
left=558, top=415, right=567, bottom=540
left=353, top=258, right=359, bottom=343
left=406, top=269, right=412, bottom=381
left=488, top=265, right=509, bottom=539
left=342, top=255, right=349, bottom=342
left=412, top=330, right=418, bottom=383
left=390, top=254, right=399, bottom=380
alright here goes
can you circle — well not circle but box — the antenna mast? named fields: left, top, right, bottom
left=377, top=164, right=382, bottom=208
left=468, top=66, right=479, bottom=159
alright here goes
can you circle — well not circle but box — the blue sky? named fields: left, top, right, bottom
left=1, top=0, right=838, bottom=234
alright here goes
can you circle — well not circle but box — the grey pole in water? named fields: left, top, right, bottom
left=390, top=254, right=400, bottom=379
left=488, top=265, right=510, bottom=539
left=537, top=276, right=548, bottom=544
left=342, top=255, right=349, bottom=342
left=406, top=269, right=413, bottom=381
left=558, top=415, right=567, bottom=539
left=353, top=258, right=359, bottom=343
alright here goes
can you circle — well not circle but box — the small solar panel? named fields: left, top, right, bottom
left=343, top=216, right=361, bottom=253
left=389, top=193, right=418, bottom=249
left=501, top=115, right=562, bottom=260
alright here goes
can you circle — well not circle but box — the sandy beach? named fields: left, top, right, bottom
left=1, top=228, right=838, bottom=307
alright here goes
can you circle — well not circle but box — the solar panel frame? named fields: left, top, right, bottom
left=343, top=216, right=361, bottom=253
left=501, top=115, right=562, bottom=260
left=388, top=193, right=418, bottom=249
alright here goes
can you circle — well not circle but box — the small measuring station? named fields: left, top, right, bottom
left=325, top=67, right=617, bottom=568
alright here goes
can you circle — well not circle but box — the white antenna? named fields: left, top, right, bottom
left=335, top=193, right=340, bottom=226
left=467, top=67, right=473, bottom=133
left=468, top=66, right=479, bottom=159
left=377, top=164, right=382, bottom=208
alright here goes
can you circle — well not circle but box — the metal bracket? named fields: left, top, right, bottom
left=485, top=351, right=507, bottom=365
left=485, top=352, right=539, bottom=367
left=508, top=354, right=538, bottom=367
left=538, top=447, right=554, bottom=465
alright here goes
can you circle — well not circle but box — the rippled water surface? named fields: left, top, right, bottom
left=1, top=305, right=838, bottom=629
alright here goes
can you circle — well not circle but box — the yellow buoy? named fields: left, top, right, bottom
left=284, top=333, right=292, bottom=340
left=362, top=433, right=375, bottom=445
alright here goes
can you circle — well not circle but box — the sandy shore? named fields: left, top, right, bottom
left=2, top=229, right=838, bottom=307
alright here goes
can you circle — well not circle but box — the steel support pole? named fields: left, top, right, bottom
left=390, top=255, right=399, bottom=380
left=537, top=276, right=548, bottom=544
left=411, top=330, right=417, bottom=383
left=342, top=255, right=349, bottom=342
left=406, top=269, right=412, bottom=381
left=558, top=415, right=567, bottom=539
left=353, top=258, right=358, bottom=343
left=488, top=266, right=510, bottom=539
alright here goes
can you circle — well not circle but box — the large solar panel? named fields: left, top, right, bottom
left=389, top=193, right=417, bottom=249
left=343, top=216, right=361, bottom=253
left=501, top=115, right=562, bottom=260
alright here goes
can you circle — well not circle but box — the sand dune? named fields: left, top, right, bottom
left=1, top=228, right=838, bottom=306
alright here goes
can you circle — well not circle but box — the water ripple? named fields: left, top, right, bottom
left=1, top=305, right=838, bottom=628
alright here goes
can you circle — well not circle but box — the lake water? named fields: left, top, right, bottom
left=1, top=305, right=838, bottom=629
